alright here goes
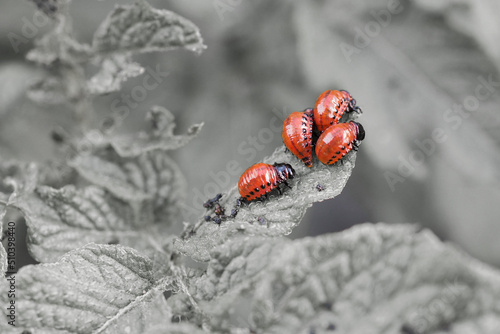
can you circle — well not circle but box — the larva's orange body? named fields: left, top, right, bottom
left=282, top=108, right=314, bottom=167
left=315, top=121, right=365, bottom=165
left=238, top=163, right=295, bottom=202
left=314, top=90, right=360, bottom=133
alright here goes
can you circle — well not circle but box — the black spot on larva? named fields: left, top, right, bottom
left=261, top=185, right=265, bottom=189
left=255, top=188, right=260, bottom=192
left=302, top=129, right=306, bottom=133
left=332, top=155, right=337, bottom=159
left=342, top=146, right=346, bottom=150
left=267, top=182, right=271, bottom=186
left=305, top=143, right=308, bottom=147
left=250, top=191, right=254, bottom=195
left=330, top=121, right=334, bottom=125
left=336, top=151, right=340, bottom=154
left=302, top=122, right=307, bottom=126
left=246, top=195, right=250, bottom=198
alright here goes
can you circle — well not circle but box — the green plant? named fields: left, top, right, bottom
left=1, top=1, right=500, bottom=333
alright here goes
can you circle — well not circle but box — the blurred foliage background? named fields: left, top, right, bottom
left=1, top=0, right=500, bottom=267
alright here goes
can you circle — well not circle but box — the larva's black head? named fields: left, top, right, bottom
left=352, top=121, right=365, bottom=141
left=303, top=107, right=314, bottom=116
left=274, top=163, right=295, bottom=181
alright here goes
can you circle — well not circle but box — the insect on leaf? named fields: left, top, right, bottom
left=175, top=145, right=358, bottom=262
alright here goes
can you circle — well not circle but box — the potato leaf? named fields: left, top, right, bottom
left=11, top=185, right=167, bottom=263
left=92, top=0, right=206, bottom=56
left=0, top=244, right=175, bottom=334
left=110, top=106, right=204, bottom=157
left=69, top=149, right=186, bottom=223
left=175, top=145, right=358, bottom=262
left=191, top=223, right=500, bottom=333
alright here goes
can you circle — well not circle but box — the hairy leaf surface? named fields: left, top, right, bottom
left=191, top=224, right=500, bottom=334
left=110, top=106, right=204, bottom=157
left=14, top=148, right=186, bottom=262
left=0, top=244, right=174, bottom=334
left=11, top=185, right=167, bottom=262
left=92, top=0, right=206, bottom=55
left=70, top=149, right=186, bottom=222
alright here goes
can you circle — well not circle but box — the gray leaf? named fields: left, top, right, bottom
left=11, top=185, right=166, bottom=263
left=111, top=106, right=204, bottom=157
left=27, top=19, right=91, bottom=66
left=175, top=144, right=358, bottom=262
left=69, top=149, right=186, bottom=222
left=0, top=243, right=174, bottom=333
left=92, top=0, right=206, bottom=56
left=87, top=54, right=144, bottom=95
left=191, top=223, right=500, bottom=334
